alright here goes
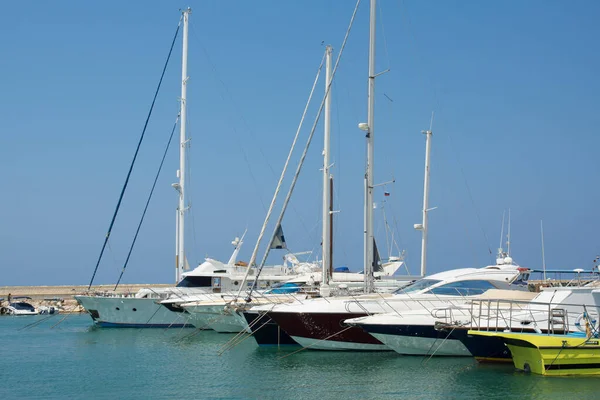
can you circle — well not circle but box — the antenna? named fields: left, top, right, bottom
left=540, top=220, right=547, bottom=281
left=499, top=210, right=506, bottom=256
left=507, top=209, right=511, bottom=257
left=429, top=111, right=435, bottom=132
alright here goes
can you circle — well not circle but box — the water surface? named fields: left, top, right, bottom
left=1, top=315, right=598, bottom=399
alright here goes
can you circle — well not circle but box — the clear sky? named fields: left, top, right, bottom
left=1, top=0, right=599, bottom=286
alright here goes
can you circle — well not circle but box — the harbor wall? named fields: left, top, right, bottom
left=0, top=284, right=173, bottom=314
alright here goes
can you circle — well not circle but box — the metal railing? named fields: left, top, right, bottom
left=435, top=298, right=600, bottom=336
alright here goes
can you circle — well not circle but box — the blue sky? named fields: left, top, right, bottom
left=1, top=1, right=599, bottom=286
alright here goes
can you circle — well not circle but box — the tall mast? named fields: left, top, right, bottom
left=176, top=7, right=191, bottom=283
left=360, top=0, right=377, bottom=293
left=415, top=127, right=432, bottom=277
left=321, top=45, right=333, bottom=296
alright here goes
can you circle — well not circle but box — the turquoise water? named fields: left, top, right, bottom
left=1, top=315, right=599, bottom=399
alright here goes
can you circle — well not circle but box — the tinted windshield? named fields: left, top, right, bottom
left=12, top=302, right=35, bottom=311
left=393, top=279, right=442, bottom=294
left=176, top=276, right=212, bottom=288
left=426, top=280, right=498, bottom=296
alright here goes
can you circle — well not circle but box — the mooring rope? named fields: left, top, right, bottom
left=278, top=325, right=354, bottom=359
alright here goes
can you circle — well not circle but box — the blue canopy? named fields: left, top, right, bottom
left=334, top=266, right=350, bottom=273
left=265, top=282, right=301, bottom=294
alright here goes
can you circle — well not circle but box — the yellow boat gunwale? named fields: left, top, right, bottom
left=467, top=330, right=600, bottom=376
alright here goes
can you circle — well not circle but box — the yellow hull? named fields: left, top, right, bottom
left=468, top=330, right=600, bottom=376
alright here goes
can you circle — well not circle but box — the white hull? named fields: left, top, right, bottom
left=185, top=309, right=222, bottom=330
left=370, top=332, right=471, bottom=356
left=291, top=336, right=389, bottom=351
left=182, top=295, right=302, bottom=333
left=232, top=310, right=253, bottom=333
left=9, top=310, right=38, bottom=316
left=208, top=316, right=245, bottom=333
left=75, top=295, right=191, bottom=328
left=184, top=303, right=245, bottom=333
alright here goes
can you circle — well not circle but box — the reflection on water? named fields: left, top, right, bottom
left=0, top=314, right=598, bottom=400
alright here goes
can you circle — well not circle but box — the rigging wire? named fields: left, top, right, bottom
left=378, top=0, right=392, bottom=71
left=189, top=23, right=269, bottom=214
left=246, top=0, right=363, bottom=299
left=114, top=114, right=180, bottom=290
left=332, top=79, right=350, bottom=266
left=380, top=199, right=392, bottom=258
left=191, top=24, right=278, bottom=179
left=237, top=52, right=326, bottom=299
left=384, top=198, right=411, bottom=274
left=105, top=239, right=120, bottom=272
left=87, top=17, right=182, bottom=289
left=189, top=22, right=315, bottom=239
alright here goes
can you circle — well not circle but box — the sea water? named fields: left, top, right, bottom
left=1, top=314, right=598, bottom=399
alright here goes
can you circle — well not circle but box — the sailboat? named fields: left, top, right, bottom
left=159, top=41, right=408, bottom=333
left=237, top=33, right=413, bottom=344
left=75, top=8, right=321, bottom=328
left=260, top=0, right=537, bottom=351
left=239, top=0, right=411, bottom=347
left=75, top=8, right=197, bottom=328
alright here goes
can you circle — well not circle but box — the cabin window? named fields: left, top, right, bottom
left=115, top=307, right=120, bottom=311
left=234, top=281, right=239, bottom=286
left=176, top=276, right=213, bottom=288
left=393, top=279, right=441, bottom=294
left=12, top=302, right=35, bottom=311
left=132, top=308, right=137, bottom=312
left=427, top=280, right=498, bottom=296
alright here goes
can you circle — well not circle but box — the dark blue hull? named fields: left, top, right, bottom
left=445, top=326, right=566, bottom=362
left=242, top=311, right=299, bottom=346
left=360, top=322, right=447, bottom=339
left=447, top=328, right=512, bottom=362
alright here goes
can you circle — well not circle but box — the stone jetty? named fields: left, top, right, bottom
left=0, top=284, right=172, bottom=313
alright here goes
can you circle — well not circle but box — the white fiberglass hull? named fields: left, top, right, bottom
left=10, top=310, right=39, bottom=316
left=184, top=303, right=245, bottom=333
left=75, top=295, right=192, bottom=328
left=208, top=316, right=245, bottom=333
left=182, top=294, right=303, bottom=333
left=291, top=335, right=389, bottom=351
left=370, top=332, right=471, bottom=356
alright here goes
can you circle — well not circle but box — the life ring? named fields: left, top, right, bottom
left=575, top=311, right=599, bottom=333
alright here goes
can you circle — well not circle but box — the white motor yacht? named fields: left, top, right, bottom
left=171, top=258, right=409, bottom=333
left=76, top=247, right=321, bottom=328
left=2, top=297, right=39, bottom=316
left=344, top=289, right=536, bottom=356
left=265, top=259, right=530, bottom=350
